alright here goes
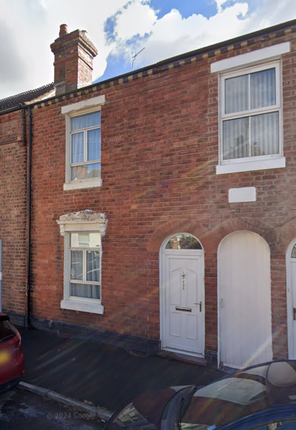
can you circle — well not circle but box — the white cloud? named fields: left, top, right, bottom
left=101, top=0, right=157, bottom=69
left=0, top=0, right=129, bottom=98
left=108, top=1, right=250, bottom=69
left=215, top=0, right=232, bottom=13
left=0, top=0, right=296, bottom=99
left=115, top=1, right=157, bottom=40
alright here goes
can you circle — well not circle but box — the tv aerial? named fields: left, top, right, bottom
left=132, top=47, right=145, bottom=70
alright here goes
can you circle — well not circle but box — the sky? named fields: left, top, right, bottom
left=0, top=0, right=296, bottom=100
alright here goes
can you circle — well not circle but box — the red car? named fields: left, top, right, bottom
left=0, top=313, right=25, bottom=394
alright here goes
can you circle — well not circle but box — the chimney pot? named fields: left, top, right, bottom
left=59, top=24, right=68, bottom=36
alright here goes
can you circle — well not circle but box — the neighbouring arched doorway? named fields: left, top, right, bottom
left=286, top=239, right=296, bottom=359
left=160, top=233, right=205, bottom=358
left=218, top=231, right=272, bottom=369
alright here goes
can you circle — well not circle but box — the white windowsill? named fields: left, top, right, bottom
left=63, top=178, right=102, bottom=191
left=61, top=299, right=104, bottom=315
left=216, top=157, right=286, bottom=175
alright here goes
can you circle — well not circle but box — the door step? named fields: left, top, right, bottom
left=158, top=350, right=207, bottom=366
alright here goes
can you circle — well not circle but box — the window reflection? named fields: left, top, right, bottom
left=166, top=234, right=202, bottom=250
left=180, top=362, right=296, bottom=429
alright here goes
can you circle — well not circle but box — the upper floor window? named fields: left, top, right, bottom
left=211, top=42, right=290, bottom=174
left=71, top=111, right=101, bottom=182
left=62, top=95, right=105, bottom=190
left=221, top=63, right=280, bottom=162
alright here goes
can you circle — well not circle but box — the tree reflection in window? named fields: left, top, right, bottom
left=165, top=234, right=202, bottom=250
left=291, top=244, right=296, bottom=258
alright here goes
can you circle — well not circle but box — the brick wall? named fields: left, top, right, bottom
left=4, top=27, right=296, bottom=358
left=0, top=110, right=27, bottom=319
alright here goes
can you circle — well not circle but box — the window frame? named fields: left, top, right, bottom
left=62, top=95, right=105, bottom=191
left=219, top=60, right=282, bottom=169
left=69, top=232, right=102, bottom=301
left=211, top=42, right=290, bottom=175
left=64, top=231, right=102, bottom=312
left=70, top=112, right=101, bottom=182
left=57, top=211, right=108, bottom=315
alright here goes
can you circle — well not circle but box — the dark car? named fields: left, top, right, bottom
left=105, top=360, right=296, bottom=430
left=0, top=313, right=25, bottom=394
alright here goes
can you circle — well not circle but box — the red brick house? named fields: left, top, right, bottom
left=1, top=19, right=296, bottom=369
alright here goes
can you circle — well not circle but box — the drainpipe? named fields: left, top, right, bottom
left=26, top=106, right=33, bottom=328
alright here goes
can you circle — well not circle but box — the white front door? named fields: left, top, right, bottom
left=287, top=241, right=296, bottom=358
left=162, top=247, right=205, bottom=356
left=219, top=231, right=272, bottom=369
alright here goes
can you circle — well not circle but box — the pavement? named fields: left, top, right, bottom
left=19, top=327, right=224, bottom=421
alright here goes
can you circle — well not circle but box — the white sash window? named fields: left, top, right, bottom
left=62, top=95, right=105, bottom=190
left=57, top=211, right=108, bottom=314
left=221, top=63, right=280, bottom=162
left=211, top=42, right=290, bottom=174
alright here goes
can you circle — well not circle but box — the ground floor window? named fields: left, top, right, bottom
left=57, top=211, right=108, bottom=315
left=70, top=232, right=101, bottom=299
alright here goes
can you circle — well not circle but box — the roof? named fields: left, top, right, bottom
left=0, top=83, right=55, bottom=112
left=33, top=18, right=296, bottom=111
left=1, top=18, right=296, bottom=114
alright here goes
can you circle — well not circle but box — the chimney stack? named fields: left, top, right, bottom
left=50, top=24, right=98, bottom=95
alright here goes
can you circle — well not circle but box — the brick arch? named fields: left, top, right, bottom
left=147, top=219, right=208, bottom=252
left=200, top=217, right=271, bottom=254
left=274, top=217, right=296, bottom=255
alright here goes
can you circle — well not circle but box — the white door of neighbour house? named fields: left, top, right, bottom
left=161, top=234, right=205, bottom=357
left=219, top=231, right=272, bottom=369
left=287, top=241, right=296, bottom=359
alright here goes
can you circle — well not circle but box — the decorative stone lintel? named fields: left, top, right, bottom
left=57, top=210, right=108, bottom=236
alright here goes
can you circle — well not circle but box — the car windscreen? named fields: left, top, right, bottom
left=181, top=365, right=270, bottom=429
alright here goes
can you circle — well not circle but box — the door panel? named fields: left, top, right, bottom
left=170, top=312, right=181, bottom=337
left=219, top=231, right=272, bottom=368
left=164, top=254, right=204, bottom=355
left=170, top=267, right=181, bottom=304
left=187, top=314, right=198, bottom=340
left=187, top=268, right=198, bottom=304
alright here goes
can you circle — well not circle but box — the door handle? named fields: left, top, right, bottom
left=293, top=308, right=296, bottom=321
left=194, top=301, right=202, bottom=312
